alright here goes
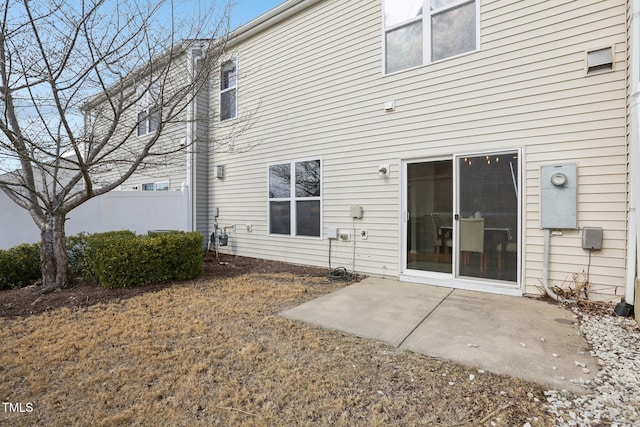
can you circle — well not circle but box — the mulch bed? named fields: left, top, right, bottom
left=0, top=252, right=328, bottom=319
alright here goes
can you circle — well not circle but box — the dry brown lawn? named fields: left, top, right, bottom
left=1, top=268, right=553, bottom=426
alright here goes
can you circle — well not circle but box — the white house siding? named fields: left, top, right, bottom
left=194, top=76, right=211, bottom=240
left=118, top=124, right=188, bottom=192
left=89, top=52, right=193, bottom=193
left=209, top=0, right=629, bottom=300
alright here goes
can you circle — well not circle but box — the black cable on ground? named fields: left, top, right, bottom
left=328, top=266, right=356, bottom=282
left=327, top=239, right=356, bottom=282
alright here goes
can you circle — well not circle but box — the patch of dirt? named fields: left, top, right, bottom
left=0, top=253, right=328, bottom=319
left=536, top=293, right=618, bottom=318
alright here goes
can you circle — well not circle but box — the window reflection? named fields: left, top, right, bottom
left=383, top=0, right=477, bottom=73
left=384, top=0, right=422, bottom=27
left=269, top=160, right=322, bottom=237
left=295, top=160, right=321, bottom=197
left=220, top=59, right=237, bottom=121
left=430, top=0, right=459, bottom=11
left=269, top=164, right=290, bottom=198
left=431, top=1, right=476, bottom=62
left=386, top=22, right=423, bottom=74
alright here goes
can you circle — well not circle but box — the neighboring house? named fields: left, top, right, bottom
left=80, top=0, right=638, bottom=304
left=207, top=0, right=638, bottom=303
left=82, top=40, right=212, bottom=240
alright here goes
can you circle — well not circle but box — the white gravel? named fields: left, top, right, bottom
left=544, top=308, right=640, bottom=426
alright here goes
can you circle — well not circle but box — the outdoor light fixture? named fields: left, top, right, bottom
left=378, top=165, right=390, bottom=177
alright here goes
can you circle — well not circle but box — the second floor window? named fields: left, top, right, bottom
left=220, top=59, right=237, bottom=121
left=137, top=82, right=160, bottom=136
left=383, top=0, right=478, bottom=74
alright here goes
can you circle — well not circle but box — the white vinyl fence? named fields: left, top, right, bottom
left=0, top=190, right=189, bottom=249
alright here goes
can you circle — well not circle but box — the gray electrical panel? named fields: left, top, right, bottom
left=582, top=227, right=603, bottom=250
left=541, top=163, right=577, bottom=229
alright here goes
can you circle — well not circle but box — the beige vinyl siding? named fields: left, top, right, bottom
left=489, top=0, right=627, bottom=299
left=115, top=121, right=187, bottom=191
left=210, top=0, right=390, bottom=274
left=91, top=51, right=195, bottom=192
left=194, top=75, right=210, bottom=240
left=209, top=0, right=628, bottom=298
left=89, top=113, right=187, bottom=192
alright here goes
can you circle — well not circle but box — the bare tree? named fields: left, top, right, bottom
left=0, top=0, right=230, bottom=291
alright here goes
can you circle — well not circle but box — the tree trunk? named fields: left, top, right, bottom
left=40, top=214, right=69, bottom=293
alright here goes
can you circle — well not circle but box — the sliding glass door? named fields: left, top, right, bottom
left=406, top=160, right=453, bottom=274
left=404, top=151, right=519, bottom=285
left=457, top=153, right=518, bottom=282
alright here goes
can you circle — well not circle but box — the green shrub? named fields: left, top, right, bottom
left=87, top=231, right=203, bottom=288
left=72, top=230, right=132, bottom=281
left=66, top=233, right=90, bottom=277
left=0, top=243, right=41, bottom=289
left=151, top=232, right=204, bottom=281
left=0, top=230, right=202, bottom=290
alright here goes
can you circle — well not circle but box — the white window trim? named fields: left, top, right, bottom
left=267, top=158, right=323, bottom=239
left=155, top=181, right=170, bottom=191
left=136, top=81, right=160, bottom=136
left=381, top=0, right=480, bottom=75
left=220, top=57, right=238, bottom=121
left=139, top=180, right=170, bottom=191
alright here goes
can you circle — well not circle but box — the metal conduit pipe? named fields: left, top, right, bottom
left=542, top=228, right=576, bottom=303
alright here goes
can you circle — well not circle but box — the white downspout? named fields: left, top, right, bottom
left=626, top=0, right=640, bottom=310
left=626, top=203, right=636, bottom=304
left=628, top=93, right=639, bottom=309
left=184, top=121, right=194, bottom=233
left=185, top=47, right=201, bottom=233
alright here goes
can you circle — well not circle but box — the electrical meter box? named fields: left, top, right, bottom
left=540, top=163, right=577, bottom=229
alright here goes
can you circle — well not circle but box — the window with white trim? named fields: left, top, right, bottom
left=220, top=59, right=237, bottom=121
left=383, top=0, right=478, bottom=74
left=136, top=82, right=160, bottom=136
left=140, top=181, right=169, bottom=191
left=269, top=159, right=321, bottom=237
left=155, top=181, right=169, bottom=191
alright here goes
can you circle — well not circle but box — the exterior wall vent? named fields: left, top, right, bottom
left=215, top=165, right=226, bottom=180
left=586, top=47, right=613, bottom=74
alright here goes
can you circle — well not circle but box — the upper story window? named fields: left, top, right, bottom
left=136, top=82, right=160, bottom=136
left=383, top=0, right=478, bottom=74
left=220, top=59, right=237, bottom=121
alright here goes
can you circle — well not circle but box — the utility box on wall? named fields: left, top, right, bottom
left=541, top=163, right=577, bottom=229
left=582, top=227, right=603, bottom=250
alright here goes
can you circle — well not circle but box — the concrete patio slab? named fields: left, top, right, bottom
left=401, top=288, right=595, bottom=392
left=281, top=278, right=452, bottom=347
left=280, top=277, right=597, bottom=394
